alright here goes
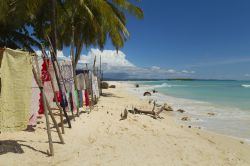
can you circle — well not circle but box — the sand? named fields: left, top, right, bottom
left=0, top=81, right=250, bottom=166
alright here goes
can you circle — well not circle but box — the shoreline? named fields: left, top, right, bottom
left=123, top=81, right=250, bottom=144
left=0, top=81, right=250, bottom=165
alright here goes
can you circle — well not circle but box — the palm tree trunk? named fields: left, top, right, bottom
left=51, top=0, right=71, bottom=128
left=70, top=22, right=80, bottom=116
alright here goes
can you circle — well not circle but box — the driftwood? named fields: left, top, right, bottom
left=143, top=92, right=151, bottom=96
left=120, top=109, right=128, bottom=120
left=128, top=102, right=165, bottom=119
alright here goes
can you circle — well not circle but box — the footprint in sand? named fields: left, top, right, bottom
left=120, top=127, right=128, bottom=131
left=88, top=136, right=96, bottom=144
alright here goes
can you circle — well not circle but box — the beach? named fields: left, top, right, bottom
left=0, top=81, right=250, bottom=166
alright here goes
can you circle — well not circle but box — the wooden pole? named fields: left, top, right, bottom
left=45, top=97, right=64, bottom=144
left=47, top=38, right=72, bottom=128
left=32, top=67, right=54, bottom=156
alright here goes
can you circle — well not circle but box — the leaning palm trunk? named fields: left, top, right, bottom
left=70, top=23, right=80, bottom=116
left=51, top=0, right=71, bottom=128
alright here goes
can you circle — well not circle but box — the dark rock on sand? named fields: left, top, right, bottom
left=177, top=109, right=185, bottom=113
left=207, top=112, right=215, bottom=116
left=181, top=116, right=190, bottom=121
left=163, top=103, right=174, bottom=111
left=109, top=85, right=116, bottom=88
left=101, top=82, right=109, bottom=89
left=152, top=89, right=158, bottom=93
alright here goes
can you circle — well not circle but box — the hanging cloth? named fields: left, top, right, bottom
left=73, top=90, right=79, bottom=110
left=38, top=58, right=53, bottom=114
left=78, top=90, right=83, bottom=107
left=84, top=90, right=89, bottom=107
left=0, top=48, right=32, bottom=131
left=76, top=73, right=86, bottom=90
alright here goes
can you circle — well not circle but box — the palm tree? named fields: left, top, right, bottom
left=0, top=0, right=143, bottom=117
left=55, top=0, right=143, bottom=114
left=0, top=0, right=44, bottom=51
left=57, top=0, right=144, bottom=67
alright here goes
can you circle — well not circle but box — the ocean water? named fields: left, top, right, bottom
left=130, top=80, right=250, bottom=142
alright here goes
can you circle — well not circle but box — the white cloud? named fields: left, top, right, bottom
left=35, top=50, right=42, bottom=57
left=245, top=74, right=250, bottom=77
left=35, top=50, right=69, bottom=60
left=182, top=70, right=195, bottom=74
left=78, top=48, right=195, bottom=79
left=167, top=69, right=176, bottom=73
left=151, top=66, right=161, bottom=70
left=79, top=48, right=134, bottom=67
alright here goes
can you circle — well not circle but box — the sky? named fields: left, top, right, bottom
left=62, top=0, right=250, bottom=80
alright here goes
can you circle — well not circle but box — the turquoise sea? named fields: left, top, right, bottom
left=140, top=80, right=250, bottom=110
left=132, top=80, right=250, bottom=142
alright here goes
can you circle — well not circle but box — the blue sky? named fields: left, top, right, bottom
left=63, top=0, right=250, bottom=80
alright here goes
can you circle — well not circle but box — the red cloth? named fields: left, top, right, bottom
left=38, top=59, right=51, bottom=114
left=53, top=91, right=62, bottom=103
left=84, top=90, right=89, bottom=106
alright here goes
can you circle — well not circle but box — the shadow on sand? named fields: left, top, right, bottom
left=0, top=140, right=48, bottom=155
left=101, top=92, right=123, bottom=98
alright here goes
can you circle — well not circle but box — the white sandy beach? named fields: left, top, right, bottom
left=0, top=81, right=250, bottom=166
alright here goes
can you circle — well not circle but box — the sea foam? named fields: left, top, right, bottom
left=242, top=84, right=250, bottom=88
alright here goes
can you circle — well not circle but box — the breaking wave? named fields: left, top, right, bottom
left=242, top=84, right=250, bottom=88
left=151, top=83, right=187, bottom=88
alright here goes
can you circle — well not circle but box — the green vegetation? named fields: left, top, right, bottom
left=0, top=0, right=144, bottom=67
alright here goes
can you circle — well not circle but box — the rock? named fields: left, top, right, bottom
left=148, top=99, right=153, bottom=104
left=135, top=84, right=139, bottom=88
left=181, top=116, right=190, bottom=121
left=152, top=89, right=158, bottom=93
left=109, top=85, right=116, bottom=88
left=163, top=103, right=174, bottom=111
left=207, top=112, right=215, bottom=116
left=177, top=109, right=185, bottom=113
left=101, top=82, right=109, bottom=89
left=143, top=91, right=151, bottom=96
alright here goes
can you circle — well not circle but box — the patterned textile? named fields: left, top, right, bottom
left=66, top=92, right=73, bottom=112
left=78, top=90, right=83, bottom=107
left=68, top=90, right=77, bottom=113
left=60, top=92, right=68, bottom=108
left=76, top=73, right=86, bottom=90
left=38, top=59, right=55, bottom=114
left=29, top=58, right=40, bottom=126
left=59, top=60, right=74, bottom=92
left=74, top=90, right=79, bottom=109
left=0, top=48, right=32, bottom=131
left=92, top=74, right=100, bottom=98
